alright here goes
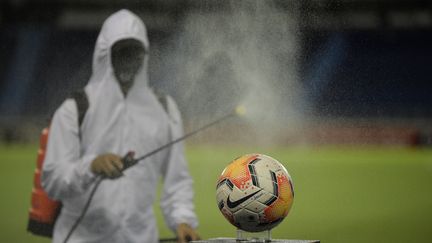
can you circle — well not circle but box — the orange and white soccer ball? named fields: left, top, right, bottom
left=216, top=154, right=294, bottom=232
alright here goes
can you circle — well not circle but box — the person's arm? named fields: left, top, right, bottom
left=41, top=99, right=98, bottom=200
left=160, top=96, right=199, bottom=242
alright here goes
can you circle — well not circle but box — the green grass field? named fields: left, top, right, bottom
left=1, top=144, right=432, bottom=242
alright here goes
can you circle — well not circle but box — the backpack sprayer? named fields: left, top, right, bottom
left=61, top=105, right=247, bottom=243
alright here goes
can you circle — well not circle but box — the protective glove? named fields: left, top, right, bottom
left=176, top=223, right=200, bottom=243
left=91, top=153, right=124, bottom=179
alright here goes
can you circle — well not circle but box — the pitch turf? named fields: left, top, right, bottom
left=1, top=144, right=432, bottom=242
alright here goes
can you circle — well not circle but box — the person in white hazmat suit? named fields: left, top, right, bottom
left=41, top=9, right=199, bottom=243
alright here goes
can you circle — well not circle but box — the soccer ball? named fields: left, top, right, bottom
left=216, top=154, right=294, bottom=232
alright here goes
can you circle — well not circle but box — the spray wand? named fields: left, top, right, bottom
left=63, top=105, right=246, bottom=243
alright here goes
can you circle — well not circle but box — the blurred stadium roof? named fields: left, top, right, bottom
left=0, top=0, right=431, bottom=30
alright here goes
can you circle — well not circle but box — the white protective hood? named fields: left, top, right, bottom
left=82, top=9, right=164, bottom=153
left=42, top=9, right=198, bottom=243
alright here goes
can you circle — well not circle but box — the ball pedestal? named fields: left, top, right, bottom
left=236, top=229, right=272, bottom=242
left=191, top=229, right=320, bottom=243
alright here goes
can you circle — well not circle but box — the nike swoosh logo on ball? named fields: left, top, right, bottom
left=227, top=190, right=262, bottom=209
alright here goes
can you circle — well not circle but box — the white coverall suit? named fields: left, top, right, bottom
left=42, top=9, right=198, bottom=243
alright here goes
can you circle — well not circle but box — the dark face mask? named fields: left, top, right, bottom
left=111, top=39, right=146, bottom=94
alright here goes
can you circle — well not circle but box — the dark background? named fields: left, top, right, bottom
left=1, top=0, right=431, bottom=142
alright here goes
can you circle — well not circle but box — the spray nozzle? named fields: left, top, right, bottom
left=235, top=105, right=246, bottom=117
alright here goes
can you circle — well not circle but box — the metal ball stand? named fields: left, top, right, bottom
left=191, top=229, right=320, bottom=243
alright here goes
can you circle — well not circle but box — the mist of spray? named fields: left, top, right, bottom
left=168, top=1, right=304, bottom=145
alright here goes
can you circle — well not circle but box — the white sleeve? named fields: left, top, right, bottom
left=160, top=96, right=199, bottom=231
left=41, top=99, right=97, bottom=201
